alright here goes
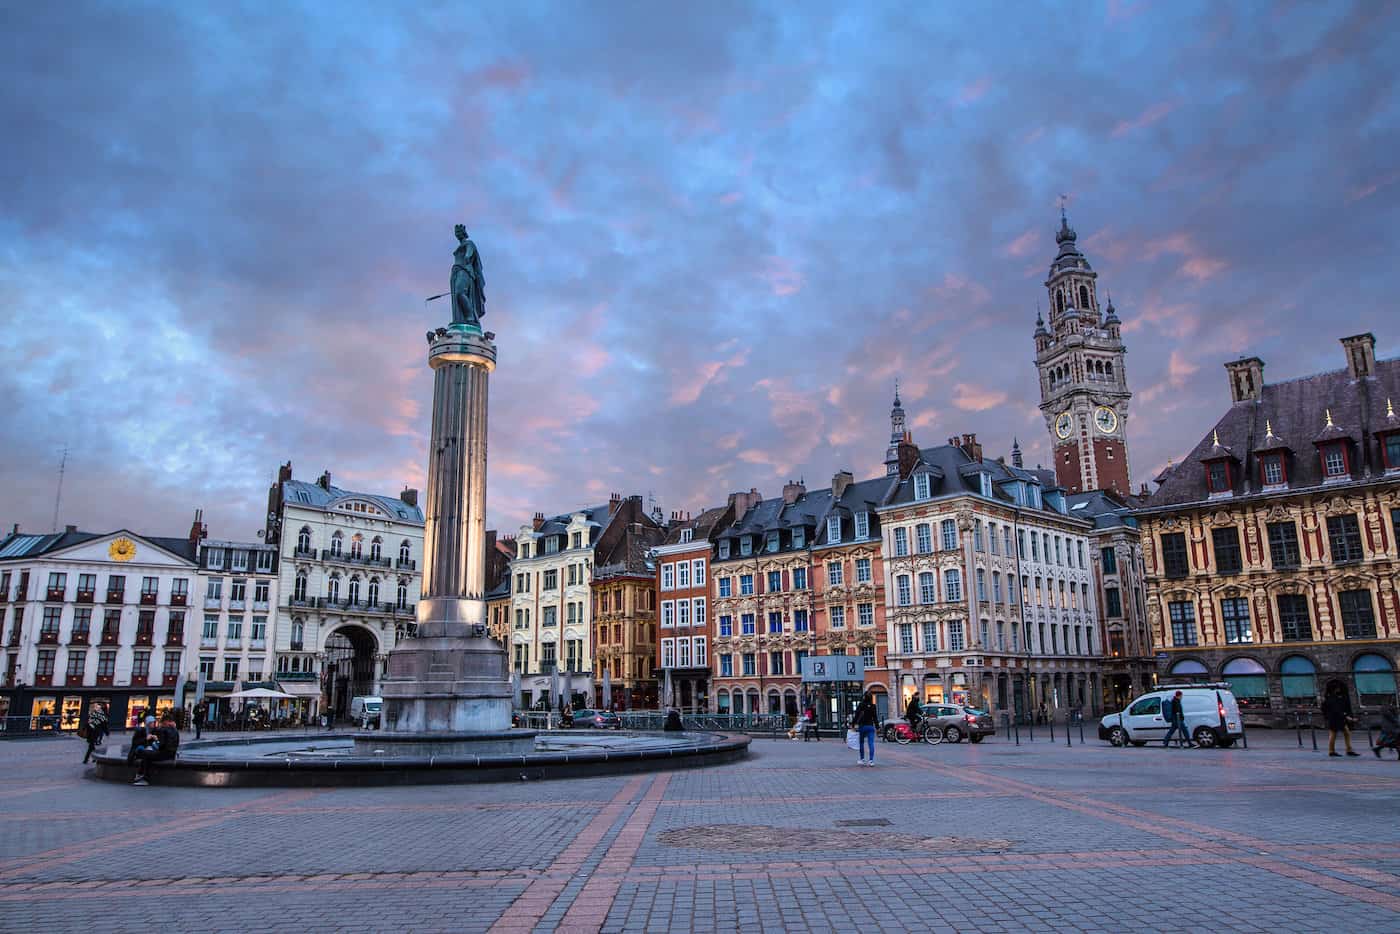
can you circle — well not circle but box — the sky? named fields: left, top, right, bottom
left=2, top=1, right=1398, bottom=541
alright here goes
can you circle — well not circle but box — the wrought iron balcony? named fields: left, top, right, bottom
left=75, top=590, right=94, bottom=604
left=105, top=590, right=124, bottom=604
left=140, top=592, right=158, bottom=606
left=46, top=588, right=66, bottom=602
left=170, top=593, right=187, bottom=607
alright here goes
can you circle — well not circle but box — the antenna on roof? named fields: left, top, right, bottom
left=51, top=444, right=68, bottom=534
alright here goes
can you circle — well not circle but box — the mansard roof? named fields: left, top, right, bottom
left=660, top=504, right=731, bottom=546
left=1142, top=353, right=1400, bottom=509
left=533, top=503, right=613, bottom=538
left=283, top=479, right=424, bottom=522
left=0, top=529, right=197, bottom=563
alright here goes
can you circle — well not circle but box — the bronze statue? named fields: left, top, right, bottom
left=451, top=224, right=486, bottom=329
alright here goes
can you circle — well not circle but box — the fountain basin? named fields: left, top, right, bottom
left=92, top=730, right=749, bottom=787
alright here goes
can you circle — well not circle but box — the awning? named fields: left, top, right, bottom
left=277, top=681, right=322, bottom=697
left=228, top=687, right=296, bottom=700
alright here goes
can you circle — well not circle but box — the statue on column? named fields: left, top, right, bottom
left=450, top=224, right=486, bottom=329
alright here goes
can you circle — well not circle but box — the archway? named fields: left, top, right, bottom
left=325, top=626, right=378, bottom=720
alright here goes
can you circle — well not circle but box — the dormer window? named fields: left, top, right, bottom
left=854, top=512, right=869, bottom=539
left=913, top=473, right=931, bottom=500
left=826, top=516, right=841, bottom=543
left=1206, top=461, right=1230, bottom=494
left=679, top=529, right=693, bottom=544
left=740, top=536, right=752, bottom=557
left=792, top=527, right=805, bottom=549
left=765, top=531, right=780, bottom=553
left=1321, top=444, right=1348, bottom=479
left=979, top=473, right=993, bottom=498
left=1260, top=454, right=1285, bottom=487
left=718, top=539, right=730, bottom=560
left=544, top=536, right=560, bottom=555
left=1384, top=434, right=1400, bottom=471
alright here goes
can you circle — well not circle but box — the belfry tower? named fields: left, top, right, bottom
left=1033, top=209, right=1132, bottom=495
left=884, top=382, right=907, bottom=476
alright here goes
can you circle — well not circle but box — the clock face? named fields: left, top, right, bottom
left=109, top=537, right=136, bottom=562
left=1054, top=412, right=1073, bottom=440
left=1094, top=406, right=1118, bottom=434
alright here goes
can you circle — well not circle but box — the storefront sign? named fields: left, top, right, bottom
left=801, top=656, right=865, bottom=682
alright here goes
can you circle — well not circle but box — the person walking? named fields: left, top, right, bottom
left=81, top=702, right=109, bottom=764
left=1162, top=690, right=1194, bottom=748
left=1374, top=700, right=1400, bottom=759
left=1322, top=682, right=1361, bottom=757
left=852, top=690, right=880, bottom=766
left=192, top=699, right=208, bottom=740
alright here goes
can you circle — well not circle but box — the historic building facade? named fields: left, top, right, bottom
left=0, top=523, right=201, bottom=731
left=653, top=504, right=733, bottom=713
left=1034, top=211, right=1132, bottom=496
left=192, top=528, right=280, bottom=722
left=264, top=464, right=424, bottom=720
left=592, top=513, right=664, bottom=710
left=1137, top=333, right=1400, bottom=725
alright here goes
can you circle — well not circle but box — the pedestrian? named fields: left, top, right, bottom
left=1038, top=702, right=1048, bottom=725
left=193, top=699, right=208, bottom=740
left=82, top=702, right=109, bottom=764
left=1374, top=700, right=1400, bottom=759
left=663, top=708, right=683, bottom=732
left=1162, top=690, right=1194, bottom=748
left=1322, top=682, right=1361, bottom=758
left=905, top=693, right=924, bottom=735
left=852, top=690, right=880, bottom=766
left=131, top=713, right=181, bottom=786
left=126, top=714, right=156, bottom=768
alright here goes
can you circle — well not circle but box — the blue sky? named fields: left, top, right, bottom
left=2, top=1, right=1398, bottom=539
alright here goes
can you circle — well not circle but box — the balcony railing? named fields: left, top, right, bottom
left=135, top=630, right=154, bottom=647
left=226, top=639, right=241, bottom=650
left=38, top=629, right=59, bottom=644
left=252, top=600, right=269, bottom=611
left=140, top=592, right=158, bottom=606
left=69, top=629, right=90, bottom=646
left=46, top=588, right=66, bottom=602
left=396, top=559, right=417, bottom=571
left=289, top=596, right=315, bottom=608
left=289, top=641, right=304, bottom=652
left=105, top=591, right=124, bottom=604
left=204, top=596, right=222, bottom=609
left=249, top=639, right=267, bottom=651
left=75, top=590, right=94, bottom=604
left=294, top=546, right=317, bottom=558
left=170, top=592, right=188, bottom=606
left=278, top=671, right=316, bottom=682
left=200, top=638, right=218, bottom=649
left=100, top=630, right=120, bottom=646
left=228, top=599, right=246, bottom=611
left=165, top=632, right=184, bottom=647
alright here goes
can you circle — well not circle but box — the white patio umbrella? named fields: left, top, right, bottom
left=228, top=687, right=296, bottom=700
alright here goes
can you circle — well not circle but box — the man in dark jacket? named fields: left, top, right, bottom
left=131, top=714, right=181, bottom=785
left=852, top=691, right=880, bottom=766
left=82, top=702, right=109, bottom=764
left=1162, top=691, right=1193, bottom=748
left=1322, top=683, right=1360, bottom=757
left=193, top=699, right=209, bottom=740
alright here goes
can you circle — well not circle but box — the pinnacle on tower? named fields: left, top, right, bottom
left=1011, top=437, right=1024, bottom=468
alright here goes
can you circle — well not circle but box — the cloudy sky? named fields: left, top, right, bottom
left=2, top=1, right=1398, bottom=540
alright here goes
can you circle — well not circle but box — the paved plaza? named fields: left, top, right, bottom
left=3, top=730, right=1400, bottom=933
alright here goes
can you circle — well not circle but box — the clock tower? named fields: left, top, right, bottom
left=1033, top=209, right=1132, bottom=495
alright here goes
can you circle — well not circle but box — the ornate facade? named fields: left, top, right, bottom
left=654, top=503, right=732, bottom=713
left=1137, top=333, right=1400, bottom=725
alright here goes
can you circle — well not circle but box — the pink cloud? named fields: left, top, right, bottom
left=719, top=191, right=744, bottom=205
left=668, top=347, right=749, bottom=406
left=761, top=256, right=803, bottom=296
left=1144, top=232, right=1228, bottom=282
left=957, top=77, right=992, bottom=105
left=1112, top=99, right=1178, bottom=137
left=1181, top=256, right=1227, bottom=281
left=1347, top=169, right=1400, bottom=203
left=469, top=61, right=531, bottom=91
left=952, top=383, right=1008, bottom=412
left=1003, top=229, right=1038, bottom=258
left=496, top=459, right=552, bottom=485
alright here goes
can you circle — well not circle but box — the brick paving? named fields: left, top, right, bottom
left=3, top=730, right=1400, bottom=932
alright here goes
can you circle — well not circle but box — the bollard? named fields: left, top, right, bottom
left=1027, top=717, right=1034, bottom=742
left=1311, top=722, right=1318, bottom=751
left=1368, top=723, right=1375, bottom=750
left=1014, top=716, right=1020, bottom=746
left=1079, top=715, right=1085, bottom=745
left=1065, top=713, right=1072, bottom=747
left=1241, top=724, right=1248, bottom=750
left=1296, top=717, right=1303, bottom=748
left=1048, top=716, right=1055, bottom=742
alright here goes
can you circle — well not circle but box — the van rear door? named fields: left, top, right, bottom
left=1216, top=690, right=1242, bottom=735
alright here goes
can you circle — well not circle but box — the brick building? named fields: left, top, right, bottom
left=591, top=509, right=664, bottom=710
left=654, top=504, right=733, bottom=713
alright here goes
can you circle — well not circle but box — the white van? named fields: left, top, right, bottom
left=350, top=696, right=383, bottom=729
left=1098, top=683, right=1243, bottom=749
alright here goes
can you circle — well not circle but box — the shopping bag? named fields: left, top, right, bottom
left=846, top=729, right=859, bottom=750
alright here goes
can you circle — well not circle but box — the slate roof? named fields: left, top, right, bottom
left=883, top=444, right=1081, bottom=523
left=1064, top=490, right=1139, bottom=531
left=814, top=476, right=896, bottom=547
left=594, top=526, right=665, bottom=580
left=533, top=504, right=613, bottom=539
left=0, top=530, right=197, bottom=563
left=714, top=485, right=834, bottom=556
left=484, top=576, right=511, bottom=600
left=660, top=505, right=730, bottom=546
left=283, top=479, right=424, bottom=522
left=1142, top=354, right=1400, bottom=510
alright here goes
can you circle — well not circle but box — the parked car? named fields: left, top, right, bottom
left=880, top=705, right=995, bottom=744
left=1098, top=684, right=1243, bottom=749
left=569, top=708, right=622, bottom=730
left=350, top=695, right=383, bottom=729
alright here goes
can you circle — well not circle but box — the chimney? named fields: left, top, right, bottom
left=831, top=470, right=854, bottom=500
left=532, top=512, right=545, bottom=531
left=897, top=431, right=921, bottom=480
left=278, top=461, right=293, bottom=483
left=959, top=433, right=983, bottom=463
left=188, top=509, right=205, bottom=548
left=782, top=479, right=806, bottom=504
left=608, top=492, right=622, bottom=515
left=400, top=487, right=418, bottom=508
left=9, top=523, right=17, bottom=536
left=1341, top=333, right=1376, bottom=380
left=727, top=489, right=762, bottom=519
left=1224, top=356, right=1265, bottom=403
left=65, top=524, right=77, bottom=534
left=318, top=470, right=332, bottom=490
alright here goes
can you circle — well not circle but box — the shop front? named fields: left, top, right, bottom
left=800, top=654, right=869, bottom=729
left=1, top=687, right=177, bottom=734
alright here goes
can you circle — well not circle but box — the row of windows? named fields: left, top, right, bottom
left=660, top=598, right=708, bottom=628
left=660, top=636, right=709, bottom=669
left=515, top=561, right=589, bottom=594
left=21, top=572, right=194, bottom=602
left=889, top=618, right=1095, bottom=657
left=22, top=606, right=190, bottom=644
left=509, top=639, right=586, bottom=672
left=32, top=647, right=184, bottom=681
left=203, top=578, right=272, bottom=603
left=716, top=602, right=876, bottom=636
left=204, top=548, right=275, bottom=573
left=1161, top=511, right=1385, bottom=579
left=660, top=559, right=707, bottom=590
left=295, top=527, right=413, bottom=563
left=293, top=572, right=411, bottom=607
left=198, top=614, right=269, bottom=646
left=196, top=655, right=263, bottom=682
left=516, top=531, right=587, bottom=560
left=1166, top=589, right=1380, bottom=647
left=715, top=644, right=876, bottom=678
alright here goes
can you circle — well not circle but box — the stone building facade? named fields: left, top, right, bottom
left=1137, top=333, right=1400, bottom=725
left=193, top=528, right=280, bottom=721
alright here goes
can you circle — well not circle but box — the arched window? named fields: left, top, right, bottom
left=1221, top=657, right=1269, bottom=707
left=294, top=571, right=308, bottom=602
left=331, top=531, right=343, bottom=556
left=350, top=535, right=362, bottom=559
left=368, top=578, right=380, bottom=606
left=1280, top=655, right=1317, bottom=704
left=717, top=690, right=731, bottom=715
left=1079, top=284, right=1090, bottom=309
left=1168, top=658, right=1209, bottom=682
left=348, top=575, right=361, bottom=605
left=327, top=573, right=341, bottom=602
left=396, top=578, right=408, bottom=609
left=371, top=536, right=382, bottom=561
left=297, top=526, right=312, bottom=552
left=1354, top=654, right=1397, bottom=705
left=291, top=617, right=305, bottom=647
left=399, top=540, right=411, bottom=565
left=1055, top=290, right=1065, bottom=314
left=1105, top=361, right=1113, bottom=377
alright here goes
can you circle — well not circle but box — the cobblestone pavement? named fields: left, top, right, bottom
left=4, top=729, right=1400, bottom=932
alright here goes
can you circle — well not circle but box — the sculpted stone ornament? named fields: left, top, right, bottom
left=451, top=223, right=486, bottom=330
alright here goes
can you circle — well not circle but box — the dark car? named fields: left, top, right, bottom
left=569, top=708, right=622, bottom=729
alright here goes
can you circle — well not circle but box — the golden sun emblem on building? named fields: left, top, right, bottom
left=108, top=537, right=137, bottom=562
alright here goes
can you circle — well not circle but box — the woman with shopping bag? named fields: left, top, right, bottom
left=850, top=690, right=880, bottom=766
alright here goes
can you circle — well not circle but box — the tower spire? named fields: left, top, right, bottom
left=885, top=383, right=909, bottom=476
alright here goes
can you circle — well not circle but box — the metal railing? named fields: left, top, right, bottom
left=513, top=710, right=786, bottom=735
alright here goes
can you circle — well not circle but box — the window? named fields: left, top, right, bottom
left=1354, top=654, right=1396, bottom=704
left=367, top=579, right=379, bottom=606
left=830, top=606, right=845, bottom=629
left=993, top=572, right=1002, bottom=603
left=542, top=606, right=557, bottom=627
left=100, top=609, right=120, bottom=643
left=718, top=578, right=732, bottom=598
left=855, top=558, right=871, bottom=583
left=898, top=624, right=914, bottom=654
left=223, top=659, right=240, bottom=681
left=918, top=572, right=936, bottom=604
left=944, top=569, right=962, bottom=602
left=1327, top=514, right=1364, bottom=564
left=72, top=608, right=92, bottom=639
left=827, top=562, right=843, bottom=587
left=661, top=639, right=676, bottom=669
left=719, top=540, right=731, bottom=560
left=571, top=532, right=583, bottom=549
left=1105, top=586, right=1122, bottom=618
left=948, top=620, right=965, bottom=652
left=202, top=615, right=219, bottom=644
left=1206, top=461, right=1230, bottom=494
left=768, top=570, right=782, bottom=593
left=1278, top=594, right=1312, bottom=641
left=291, top=618, right=304, bottom=647
left=975, top=521, right=985, bottom=552
left=765, top=531, right=779, bottom=553
left=896, top=575, right=912, bottom=606
left=661, top=601, right=674, bottom=628
left=914, top=473, right=931, bottom=500
left=740, top=574, right=754, bottom=596
left=692, top=559, right=706, bottom=585
left=675, top=562, right=690, bottom=588
left=231, top=549, right=250, bottom=572
left=326, top=574, right=340, bottom=602
left=1266, top=522, right=1301, bottom=569
left=297, top=527, right=312, bottom=552
left=1212, top=527, right=1243, bottom=575
left=678, top=638, right=692, bottom=667
left=1261, top=454, right=1285, bottom=486
left=976, top=569, right=987, bottom=602
left=251, top=616, right=266, bottom=644
left=742, top=653, right=756, bottom=676
left=719, top=653, right=733, bottom=677
left=792, top=528, right=805, bottom=548
left=512, top=645, right=529, bottom=672
left=1031, top=533, right=1040, bottom=562
left=920, top=621, right=938, bottom=653
left=941, top=519, right=957, bottom=551
left=540, top=642, right=556, bottom=670
left=65, top=649, right=85, bottom=679
left=1161, top=533, right=1189, bottom=578
left=662, top=564, right=674, bottom=590
left=40, top=606, right=60, bottom=637
left=543, top=569, right=558, bottom=590
left=694, top=598, right=706, bottom=626
left=544, top=536, right=559, bottom=555
left=1221, top=597, right=1252, bottom=644
left=566, top=640, right=582, bottom=671
left=719, top=615, right=732, bottom=637
left=1101, top=547, right=1117, bottom=575
left=768, top=611, right=783, bottom=634
left=792, top=567, right=807, bottom=590
left=827, top=516, right=841, bottom=543
left=1054, top=537, right=1062, bottom=564
left=894, top=528, right=909, bottom=557
left=96, top=650, right=117, bottom=678
left=1322, top=445, right=1348, bottom=478
left=793, top=609, right=809, bottom=632
left=230, top=578, right=247, bottom=604
left=399, top=541, right=411, bottom=565
left=1077, top=541, right=1085, bottom=567
left=1004, top=528, right=1013, bottom=556
left=988, top=523, right=999, bottom=555
left=77, top=573, right=96, bottom=596
left=858, top=603, right=874, bottom=627
left=916, top=524, right=932, bottom=554
left=1339, top=590, right=1377, bottom=639
left=396, top=580, right=408, bottom=609
left=1168, top=601, right=1198, bottom=647
left=855, top=512, right=869, bottom=539
left=861, top=644, right=875, bottom=668
left=741, top=613, right=756, bottom=635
